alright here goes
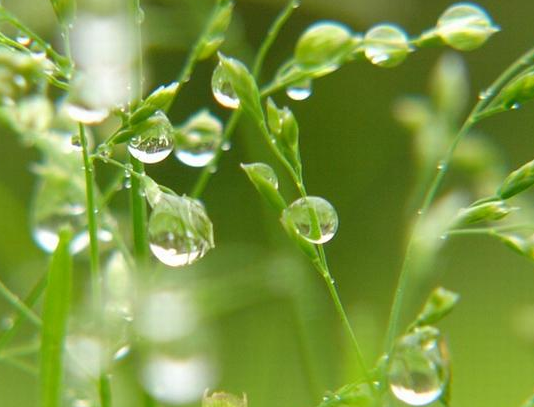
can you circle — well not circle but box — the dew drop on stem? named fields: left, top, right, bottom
left=211, top=62, right=240, bottom=109
left=286, top=79, right=313, bottom=101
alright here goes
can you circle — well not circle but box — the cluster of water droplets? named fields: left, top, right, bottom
left=282, top=196, right=339, bottom=244
left=388, top=327, right=449, bottom=406
left=147, top=192, right=214, bottom=267
left=174, top=109, right=223, bottom=167
left=128, top=111, right=174, bottom=164
left=211, top=62, right=240, bottom=109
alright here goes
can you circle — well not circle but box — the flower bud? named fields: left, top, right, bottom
left=294, top=21, right=353, bottom=71
left=452, top=200, right=512, bottom=226
left=436, top=3, right=499, bottom=51
left=498, top=158, right=534, bottom=199
left=364, top=24, right=410, bottom=68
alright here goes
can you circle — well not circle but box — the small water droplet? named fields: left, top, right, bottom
left=282, top=196, right=338, bottom=244
left=71, top=134, right=82, bottom=151
left=137, top=8, right=146, bottom=24
left=511, top=103, right=521, bottom=110
left=211, top=62, right=240, bottom=109
left=123, top=177, right=132, bottom=189
left=113, top=344, right=131, bottom=361
left=16, top=33, right=31, bottom=46
left=174, top=110, right=223, bottom=167
left=286, top=79, right=313, bottom=101
left=96, top=144, right=112, bottom=160
left=478, top=88, right=493, bottom=100
left=128, top=111, right=174, bottom=164
left=148, top=194, right=214, bottom=267
left=388, top=327, right=448, bottom=406
left=417, top=209, right=423, bottom=215
left=364, top=24, right=410, bottom=68
left=437, top=161, right=447, bottom=171
left=13, top=74, right=27, bottom=90
left=221, top=141, right=231, bottom=151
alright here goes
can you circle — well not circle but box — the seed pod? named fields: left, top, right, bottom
left=452, top=200, right=512, bottom=226
left=498, top=158, right=534, bottom=199
left=414, top=287, right=460, bottom=328
left=294, top=21, right=353, bottom=71
left=496, top=69, right=534, bottom=110
left=364, top=24, right=410, bottom=68
left=241, top=162, right=286, bottom=212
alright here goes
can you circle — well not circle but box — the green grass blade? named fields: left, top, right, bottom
left=40, top=228, right=73, bottom=407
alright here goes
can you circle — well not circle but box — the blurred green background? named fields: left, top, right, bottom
left=1, top=0, right=534, bottom=406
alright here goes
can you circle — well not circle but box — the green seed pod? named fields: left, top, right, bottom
left=498, top=158, right=534, bottom=199
left=414, top=287, right=460, bottom=328
left=452, top=200, right=512, bottom=226
left=436, top=3, right=499, bottom=51
left=364, top=24, right=410, bottom=68
left=203, top=391, right=247, bottom=407
left=130, top=82, right=179, bottom=125
left=241, top=162, right=286, bottom=212
left=496, top=69, right=534, bottom=109
left=294, top=21, right=353, bottom=71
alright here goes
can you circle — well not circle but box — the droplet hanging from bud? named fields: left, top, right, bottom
left=127, top=111, right=174, bottom=164
left=282, top=196, right=338, bottom=244
left=364, top=24, right=410, bottom=68
left=174, top=109, right=223, bottom=167
left=286, top=79, right=313, bottom=101
left=148, top=193, right=214, bottom=267
left=211, top=62, right=240, bottom=109
left=388, top=327, right=449, bottom=406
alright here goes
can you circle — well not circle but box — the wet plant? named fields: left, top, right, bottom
left=1, top=0, right=534, bottom=406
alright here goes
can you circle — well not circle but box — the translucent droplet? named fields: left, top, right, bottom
left=16, top=33, right=31, bottom=46
left=211, top=62, right=240, bottom=109
left=65, top=103, right=109, bottom=125
left=364, top=24, right=410, bottom=68
left=128, top=111, right=174, bottom=164
left=174, top=110, right=223, bottom=168
left=137, top=8, right=146, bottom=24
left=286, top=79, right=313, bottom=101
left=31, top=179, right=88, bottom=254
left=388, top=327, right=448, bottom=406
left=13, top=75, right=27, bottom=90
left=113, top=344, right=131, bottom=361
left=96, top=144, right=112, bottom=160
left=148, top=194, right=214, bottom=267
left=511, top=103, right=521, bottom=110
left=71, top=134, right=82, bottom=151
left=141, top=355, right=215, bottom=405
left=123, top=177, right=132, bottom=189
left=66, top=334, right=106, bottom=379
left=436, top=4, right=498, bottom=51
left=282, top=196, right=338, bottom=244
left=221, top=141, right=231, bottom=151
left=478, top=88, right=493, bottom=100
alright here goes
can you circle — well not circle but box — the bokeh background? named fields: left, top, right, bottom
left=0, top=0, right=534, bottom=406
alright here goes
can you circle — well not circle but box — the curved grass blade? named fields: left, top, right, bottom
left=40, top=228, right=73, bottom=407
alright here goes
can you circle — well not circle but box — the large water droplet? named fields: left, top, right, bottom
left=174, top=110, right=223, bottom=167
left=364, top=24, right=410, bottom=68
left=388, top=327, right=448, bottom=406
left=128, top=111, right=174, bottom=164
left=211, top=62, right=240, bottom=109
left=286, top=79, right=313, bottom=101
left=436, top=4, right=498, bottom=51
left=282, top=196, right=339, bottom=244
left=148, top=194, right=214, bottom=267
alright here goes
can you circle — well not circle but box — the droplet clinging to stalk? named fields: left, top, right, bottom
left=388, top=327, right=449, bottom=406
left=127, top=111, right=174, bottom=164
left=148, top=193, right=214, bottom=267
left=211, top=62, right=240, bottom=109
left=282, top=196, right=338, bottom=244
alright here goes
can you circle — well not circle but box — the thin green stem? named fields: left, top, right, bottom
left=129, top=156, right=149, bottom=265
left=384, top=46, right=534, bottom=355
left=0, top=279, right=41, bottom=327
left=447, top=224, right=534, bottom=237
left=190, top=0, right=300, bottom=198
left=0, top=274, right=47, bottom=351
left=99, top=374, right=112, bottom=407
left=79, top=123, right=101, bottom=309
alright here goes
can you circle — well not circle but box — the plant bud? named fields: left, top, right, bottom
left=452, top=200, right=512, bottom=226
left=414, top=287, right=460, bottom=327
left=496, top=69, right=534, bottom=110
left=203, top=391, right=247, bottom=407
left=364, top=24, right=410, bottom=68
left=498, top=158, right=534, bottom=199
left=294, top=21, right=353, bottom=71
left=436, top=3, right=499, bottom=51
left=241, top=162, right=286, bottom=212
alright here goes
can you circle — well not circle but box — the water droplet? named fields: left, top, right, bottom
left=436, top=4, right=498, bottom=51
left=388, top=327, right=448, bottom=406
left=148, top=194, right=214, bottom=267
left=282, top=196, right=338, bottom=244
left=137, top=8, right=146, bottom=24
left=65, top=103, right=109, bottom=125
left=211, top=62, right=240, bottom=109
left=436, top=161, right=447, bottom=171
left=96, top=144, right=112, bottom=160
left=174, top=110, right=223, bottom=168
left=286, top=79, right=313, bottom=101
left=66, top=334, right=106, bottom=379
left=113, top=344, right=131, bottom=361
left=511, top=103, right=521, bottom=110
left=417, top=209, right=424, bottom=215
left=364, top=24, right=410, bottom=68
left=31, top=180, right=88, bottom=254
left=141, top=355, right=215, bottom=405
left=478, top=88, right=493, bottom=100
left=16, top=33, right=31, bottom=46
left=13, top=74, right=27, bottom=90
left=128, top=111, right=174, bottom=164
left=221, top=141, right=231, bottom=151
left=69, top=134, right=82, bottom=152
left=123, top=177, right=132, bottom=189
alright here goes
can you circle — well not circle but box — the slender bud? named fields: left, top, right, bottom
left=498, top=158, right=534, bottom=199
